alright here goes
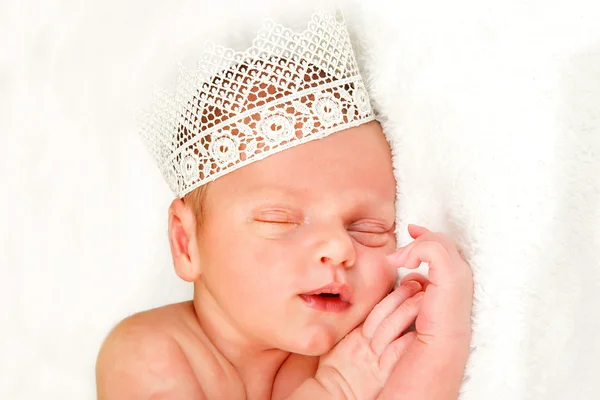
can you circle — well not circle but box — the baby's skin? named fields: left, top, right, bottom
left=96, top=121, right=473, bottom=399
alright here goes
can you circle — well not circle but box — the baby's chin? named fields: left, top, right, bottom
left=279, top=323, right=351, bottom=356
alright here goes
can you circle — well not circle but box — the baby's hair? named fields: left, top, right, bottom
left=180, top=56, right=348, bottom=228
left=183, top=184, right=209, bottom=228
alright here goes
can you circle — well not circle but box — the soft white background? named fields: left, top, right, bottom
left=2, top=0, right=600, bottom=399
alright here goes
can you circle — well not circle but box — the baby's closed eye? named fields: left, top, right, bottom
left=255, top=210, right=298, bottom=224
left=348, top=222, right=393, bottom=247
left=253, top=210, right=300, bottom=236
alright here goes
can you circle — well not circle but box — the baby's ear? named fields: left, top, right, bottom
left=167, top=198, right=202, bottom=282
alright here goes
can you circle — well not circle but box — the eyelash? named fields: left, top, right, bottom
left=258, top=220, right=298, bottom=226
left=255, top=212, right=297, bottom=224
left=349, top=230, right=389, bottom=247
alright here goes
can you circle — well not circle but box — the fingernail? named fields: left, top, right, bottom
left=403, top=280, right=422, bottom=291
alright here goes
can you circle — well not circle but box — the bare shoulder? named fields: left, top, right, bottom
left=96, top=302, right=211, bottom=400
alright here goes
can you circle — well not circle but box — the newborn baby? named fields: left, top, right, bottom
left=96, top=10, right=473, bottom=400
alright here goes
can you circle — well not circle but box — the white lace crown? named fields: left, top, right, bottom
left=139, top=10, right=375, bottom=198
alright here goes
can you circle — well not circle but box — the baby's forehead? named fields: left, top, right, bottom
left=222, top=137, right=393, bottom=196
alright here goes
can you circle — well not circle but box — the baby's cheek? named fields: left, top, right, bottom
left=357, top=250, right=397, bottom=302
left=374, top=262, right=397, bottom=294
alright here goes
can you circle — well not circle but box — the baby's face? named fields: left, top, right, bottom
left=195, top=121, right=398, bottom=355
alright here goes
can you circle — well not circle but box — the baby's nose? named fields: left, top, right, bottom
left=316, top=232, right=356, bottom=269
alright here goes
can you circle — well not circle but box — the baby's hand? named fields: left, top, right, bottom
left=389, top=224, right=473, bottom=342
left=379, top=224, right=474, bottom=400
left=314, top=282, right=424, bottom=400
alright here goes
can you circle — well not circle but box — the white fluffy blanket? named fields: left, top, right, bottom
left=2, top=0, right=599, bottom=399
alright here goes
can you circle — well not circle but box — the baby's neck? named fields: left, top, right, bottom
left=192, top=281, right=292, bottom=398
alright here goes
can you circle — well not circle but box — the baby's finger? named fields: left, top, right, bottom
left=362, top=281, right=422, bottom=339
left=399, top=241, right=468, bottom=289
left=384, top=225, right=433, bottom=266
left=379, top=331, right=417, bottom=374
left=407, top=224, right=429, bottom=239
left=409, top=226, right=466, bottom=266
left=370, top=292, right=424, bottom=356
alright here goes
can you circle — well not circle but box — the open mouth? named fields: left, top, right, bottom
left=299, top=284, right=352, bottom=313
left=316, top=293, right=340, bottom=298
